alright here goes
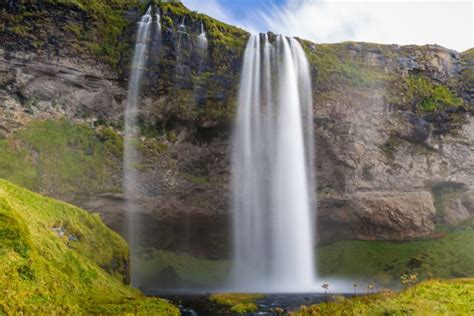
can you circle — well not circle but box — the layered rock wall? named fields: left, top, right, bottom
left=0, top=2, right=472, bottom=259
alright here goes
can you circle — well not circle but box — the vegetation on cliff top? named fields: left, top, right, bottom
left=301, top=41, right=394, bottom=89
left=0, top=0, right=145, bottom=67
left=291, top=278, right=474, bottom=315
left=0, top=178, right=178, bottom=315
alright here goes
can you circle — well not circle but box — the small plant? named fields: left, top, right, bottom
left=366, top=282, right=375, bottom=295
left=322, top=283, right=330, bottom=304
left=401, top=273, right=418, bottom=296
left=353, top=283, right=358, bottom=296
left=299, top=305, right=309, bottom=314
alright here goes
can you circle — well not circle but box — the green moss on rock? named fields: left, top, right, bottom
left=0, top=119, right=122, bottom=202
left=403, top=76, right=464, bottom=113
left=0, top=0, right=145, bottom=68
left=210, top=293, right=263, bottom=314
left=301, top=41, right=393, bottom=89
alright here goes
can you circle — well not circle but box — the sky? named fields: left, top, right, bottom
left=182, top=0, right=473, bottom=52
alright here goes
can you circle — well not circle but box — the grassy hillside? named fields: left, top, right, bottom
left=0, top=179, right=178, bottom=315
left=318, top=226, right=474, bottom=286
left=0, top=119, right=123, bottom=204
left=291, top=278, right=474, bottom=315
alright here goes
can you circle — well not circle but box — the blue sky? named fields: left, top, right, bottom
left=182, top=0, right=473, bottom=52
left=206, top=0, right=285, bottom=18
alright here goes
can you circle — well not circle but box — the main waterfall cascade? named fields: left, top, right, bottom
left=232, top=34, right=316, bottom=292
left=123, top=6, right=161, bottom=286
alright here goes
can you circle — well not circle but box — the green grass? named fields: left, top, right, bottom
left=0, top=119, right=122, bottom=202
left=301, top=41, right=393, bottom=89
left=0, top=179, right=179, bottom=315
left=210, top=293, right=264, bottom=314
left=318, top=230, right=474, bottom=286
left=133, top=249, right=230, bottom=286
left=291, top=278, right=474, bottom=315
left=129, top=229, right=474, bottom=292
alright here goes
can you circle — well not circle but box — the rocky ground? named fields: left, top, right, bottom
left=0, top=1, right=473, bottom=265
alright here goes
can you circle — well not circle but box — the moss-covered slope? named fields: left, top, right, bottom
left=0, top=178, right=178, bottom=315
left=0, top=119, right=123, bottom=204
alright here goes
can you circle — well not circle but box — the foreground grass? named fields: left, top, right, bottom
left=291, top=278, right=474, bottom=315
left=0, top=179, right=178, bottom=315
left=210, top=293, right=264, bottom=314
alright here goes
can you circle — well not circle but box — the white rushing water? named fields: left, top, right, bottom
left=197, top=21, right=208, bottom=52
left=154, top=10, right=162, bottom=44
left=231, top=34, right=316, bottom=292
left=123, top=6, right=160, bottom=286
left=179, top=16, right=187, bottom=33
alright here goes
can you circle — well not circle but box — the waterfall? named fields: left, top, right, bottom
left=154, top=10, right=162, bottom=45
left=197, top=22, right=208, bottom=52
left=179, top=16, right=187, bottom=33
left=231, top=34, right=316, bottom=292
left=123, top=6, right=154, bottom=286
left=176, top=16, right=187, bottom=83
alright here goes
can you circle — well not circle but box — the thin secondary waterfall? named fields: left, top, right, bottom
left=196, top=21, right=208, bottom=78
left=123, top=6, right=160, bottom=285
left=154, top=10, right=162, bottom=45
left=232, top=34, right=316, bottom=292
left=197, top=22, right=208, bottom=52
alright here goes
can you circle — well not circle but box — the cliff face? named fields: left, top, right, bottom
left=0, top=1, right=473, bottom=259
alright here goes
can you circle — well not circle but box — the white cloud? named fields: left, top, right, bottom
left=262, top=0, right=473, bottom=52
left=183, top=0, right=473, bottom=51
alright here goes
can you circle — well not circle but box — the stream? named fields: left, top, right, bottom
left=154, top=292, right=354, bottom=315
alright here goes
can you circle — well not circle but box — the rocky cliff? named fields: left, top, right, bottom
left=0, top=1, right=473, bottom=261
